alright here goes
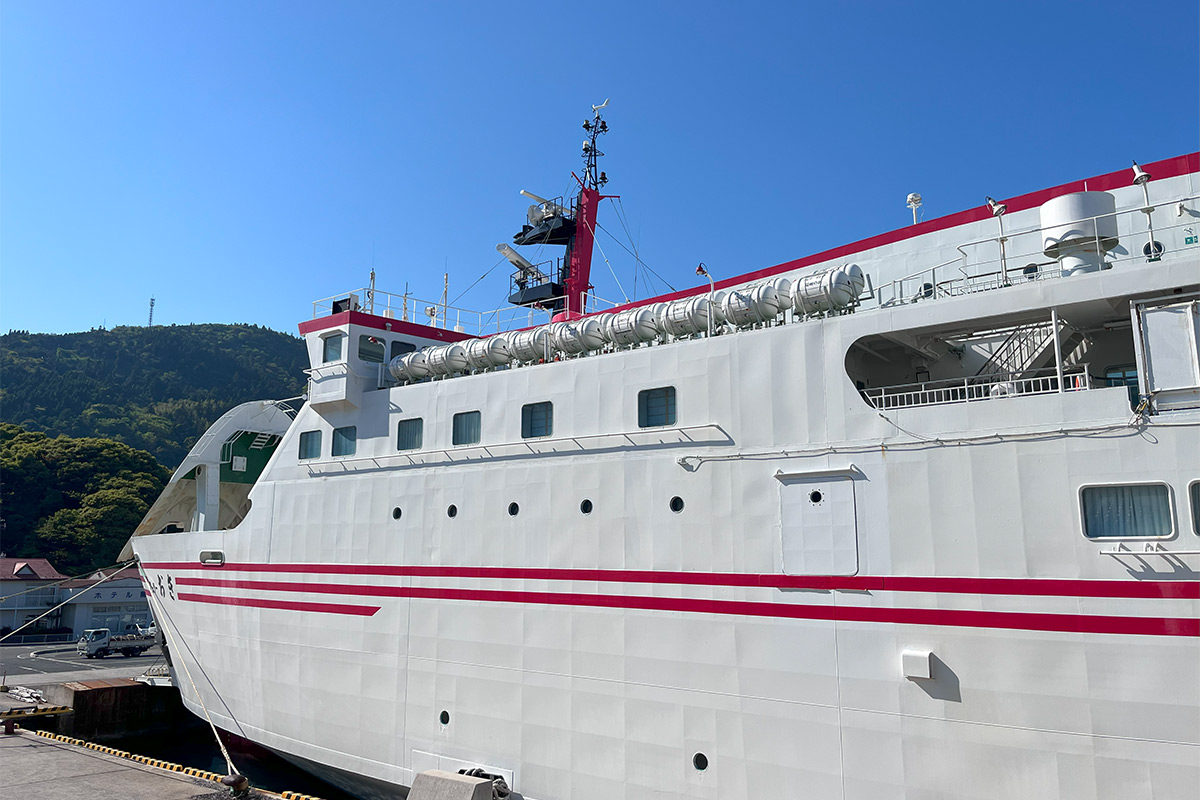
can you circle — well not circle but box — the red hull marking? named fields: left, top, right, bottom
left=139, top=562, right=1200, bottom=600
left=176, top=578, right=1198, bottom=637
left=176, top=592, right=379, bottom=616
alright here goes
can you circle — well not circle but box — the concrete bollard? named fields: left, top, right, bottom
left=407, top=769, right=494, bottom=800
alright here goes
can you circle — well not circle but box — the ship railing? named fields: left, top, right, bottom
left=877, top=197, right=1200, bottom=306
left=313, top=287, right=621, bottom=337
left=862, top=364, right=1091, bottom=411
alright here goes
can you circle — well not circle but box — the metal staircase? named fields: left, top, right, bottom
left=975, top=319, right=1084, bottom=377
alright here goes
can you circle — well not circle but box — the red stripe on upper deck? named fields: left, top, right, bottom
left=601, top=153, right=1200, bottom=314
left=174, top=578, right=1198, bottom=637
left=297, top=310, right=478, bottom=339
left=138, top=561, right=1200, bottom=600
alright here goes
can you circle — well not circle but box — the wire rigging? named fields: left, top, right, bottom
left=0, top=561, right=137, bottom=642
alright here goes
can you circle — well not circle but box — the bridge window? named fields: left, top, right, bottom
left=638, top=386, right=676, bottom=428
left=452, top=411, right=481, bottom=446
left=397, top=418, right=423, bottom=451
left=298, top=430, right=322, bottom=460
left=321, top=334, right=344, bottom=363
left=358, top=335, right=385, bottom=363
left=332, top=426, right=357, bottom=457
left=1081, top=484, right=1173, bottom=539
left=521, top=401, right=553, bottom=438
left=391, top=341, right=416, bottom=360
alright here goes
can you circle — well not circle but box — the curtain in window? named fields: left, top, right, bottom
left=332, top=426, right=357, bottom=457
left=397, top=419, right=423, bottom=450
left=453, top=412, right=481, bottom=445
left=1082, top=485, right=1172, bottom=538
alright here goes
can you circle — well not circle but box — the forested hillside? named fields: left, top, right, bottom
left=1, top=324, right=307, bottom=468
left=0, top=424, right=171, bottom=572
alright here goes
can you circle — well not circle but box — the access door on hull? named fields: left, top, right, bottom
left=777, top=472, right=859, bottom=575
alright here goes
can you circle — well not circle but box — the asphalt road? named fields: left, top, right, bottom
left=1, top=643, right=164, bottom=677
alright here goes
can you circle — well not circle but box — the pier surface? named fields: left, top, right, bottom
left=0, top=729, right=224, bottom=800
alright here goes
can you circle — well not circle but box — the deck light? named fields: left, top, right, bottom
left=906, top=193, right=922, bottom=225
left=1131, top=161, right=1159, bottom=259
left=1131, top=161, right=1151, bottom=186
left=986, top=196, right=1007, bottom=217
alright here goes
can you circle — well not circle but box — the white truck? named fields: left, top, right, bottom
left=76, top=628, right=155, bottom=658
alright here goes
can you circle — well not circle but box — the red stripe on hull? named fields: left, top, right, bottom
left=175, top=578, right=1198, bottom=637
left=139, top=562, right=1200, bottom=600
left=176, top=592, right=380, bottom=616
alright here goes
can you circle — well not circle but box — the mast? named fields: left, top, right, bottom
left=504, top=100, right=613, bottom=320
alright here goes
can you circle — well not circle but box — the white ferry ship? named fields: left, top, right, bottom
left=124, top=106, right=1200, bottom=799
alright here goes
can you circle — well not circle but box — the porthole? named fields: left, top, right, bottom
left=669, top=496, right=684, bottom=513
left=508, top=502, right=520, bottom=516
left=1143, top=240, right=1165, bottom=259
left=692, top=752, right=708, bottom=771
left=439, top=710, right=450, bottom=725
left=580, top=499, right=593, bottom=515
left=447, top=504, right=458, bottom=519
left=392, top=507, right=402, bottom=520
left=809, top=490, right=823, bottom=504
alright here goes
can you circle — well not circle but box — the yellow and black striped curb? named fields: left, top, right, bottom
left=0, top=705, right=71, bottom=719
left=34, top=730, right=224, bottom=781
left=32, top=729, right=326, bottom=799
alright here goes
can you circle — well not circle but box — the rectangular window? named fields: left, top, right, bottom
left=452, top=411, right=481, bottom=446
left=358, top=335, right=386, bottom=363
left=390, top=340, right=416, bottom=361
left=521, top=401, right=553, bottom=438
left=1081, top=484, right=1173, bottom=538
left=298, top=430, right=322, bottom=460
left=1105, top=365, right=1139, bottom=408
left=322, top=334, right=344, bottom=363
left=638, top=386, right=677, bottom=428
left=332, top=426, right=357, bottom=457
left=397, top=418, right=423, bottom=451
left=1191, top=482, right=1199, bottom=536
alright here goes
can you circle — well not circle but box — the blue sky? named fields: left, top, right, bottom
left=2, top=1, right=1196, bottom=335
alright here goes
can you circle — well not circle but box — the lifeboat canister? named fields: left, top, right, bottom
left=426, top=343, right=469, bottom=375
left=551, top=321, right=587, bottom=355
left=608, top=307, right=658, bottom=345
left=464, top=335, right=511, bottom=370
left=792, top=267, right=855, bottom=314
left=575, top=316, right=606, bottom=351
left=510, top=325, right=553, bottom=362
left=394, top=349, right=430, bottom=380
left=663, top=296, right=720, bottom=336
left=840, top=263, right=865, bottom=297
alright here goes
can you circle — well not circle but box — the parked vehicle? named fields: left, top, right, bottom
left=76, top=628, right=154, bottom=658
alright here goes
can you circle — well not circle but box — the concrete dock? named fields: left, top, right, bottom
left=1, top=728, right=226, bottom=800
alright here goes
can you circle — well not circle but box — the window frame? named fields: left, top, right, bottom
left=637, top=386, right=677, bottom=429
left=1190, top=480, right=1200, bottom=537
left=331, top=425, right=358, bottom=457
left=1078, top=481, right=1176, bottom=541
left=321, top=333, right=344, bottom=364
left=520, top=401, right=554, bottom=439
left=396, top=417, right=423, bottom=451
left=452, top=410, right=481, bottom=446
left=390, top=340, right=417, bottom=361
left=297, top=430, right=322, bottom=460
left=358, top=334, right=386, bottom=364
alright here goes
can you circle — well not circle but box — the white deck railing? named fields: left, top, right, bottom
left=862, top=365, right=1092, bottom=411
left=877, top=198, right=1200, bottom=308
left=311, top=287, right=621, bottom=336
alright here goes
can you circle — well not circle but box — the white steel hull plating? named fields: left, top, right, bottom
left=132, top=161, right=1200, bottom=798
